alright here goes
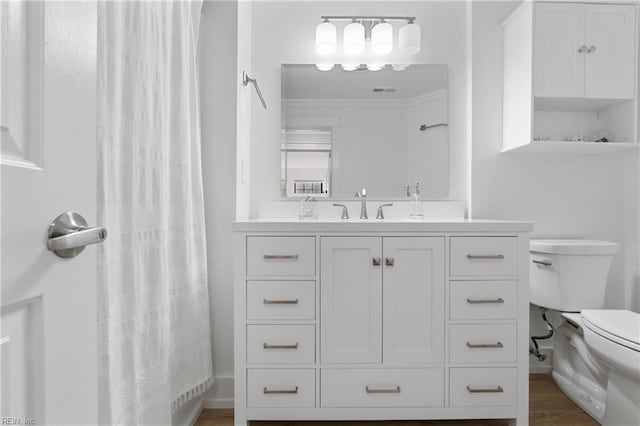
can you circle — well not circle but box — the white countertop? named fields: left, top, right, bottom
left=233, top=218, right=533, bottom=233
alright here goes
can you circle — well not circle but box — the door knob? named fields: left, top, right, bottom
left=47, top=212, right=107, bottom=258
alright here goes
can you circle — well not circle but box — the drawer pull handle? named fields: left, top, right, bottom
left=263, top=254, right=299, bottom=260
left=263, top=298, right=299, bottom=305
left=365, top=385, right=401, bottom=394
left=263, top=386, right=299, bottom=394
left=263, top=343, right=299, bottom=350
left=532, top=259, right=552, bottom=266
left=466, top=385, right=504, bottom=393
left=372, top=257, right=381, bottom=266
left=385, top=257, right=394, bottom=266
left=466, top=298, right=504, bottom=304
left=466, top=341, right=504, bottom=349
left=467, top=254, right=505, bottom=260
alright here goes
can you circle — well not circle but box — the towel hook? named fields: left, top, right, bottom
left=242, top=71, right=267, bottom=109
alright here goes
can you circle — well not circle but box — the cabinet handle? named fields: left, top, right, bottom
left=466, top=254, right=504, bottom=260
left=263, top=343, right=299, bottom=349
left=263, top=386, right=298, bottom=394
left=466, top=341, right=504, bottom=349
left=587, top=45, right=596, bottom=53
left=385, top=257, right=394, bottom=266
left=263, top=254, right=299, bottom=260
left=466, top=298, right=504, bottom=304
left=365, top=385, right=401, bottom=394
left=263, top=298, right=299, bottom=305
left=466, top=385, right=504, bottom=393
left=578, top=44, right=587, bottom=53
left=372, top=257, right=381, bottom=266
left=532, top=259, right=552, bottom=266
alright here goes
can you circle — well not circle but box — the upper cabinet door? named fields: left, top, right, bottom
left=383, top=237, right=445, bottom=364
left=534, top=3, right=586, bottom=98
left=321, top=237, right=382, bottom=364
left=584, top=4, right=636, bottom=99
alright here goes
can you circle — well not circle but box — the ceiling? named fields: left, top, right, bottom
left=282, top=64, right=447, bottom=100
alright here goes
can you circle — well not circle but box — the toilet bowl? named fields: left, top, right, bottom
left=529, top=239, right=640, bottom=425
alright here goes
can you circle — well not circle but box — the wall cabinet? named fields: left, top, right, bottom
left=234, top=221, right=531, bottom=426
left=503, top=1, right=638, bottom=153
left=535, top=3, right=635, bottom=99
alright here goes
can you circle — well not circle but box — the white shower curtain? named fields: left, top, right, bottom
left=97, top=1, right=212, bottom=424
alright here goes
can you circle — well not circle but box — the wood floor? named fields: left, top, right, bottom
left=195, top=374, right=598, bottom=426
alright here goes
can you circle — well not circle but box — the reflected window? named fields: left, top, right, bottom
left=281, top=128, right=332, bottom=198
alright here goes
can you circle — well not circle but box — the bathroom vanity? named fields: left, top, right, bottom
left=233, top=219, right=532, bottom=426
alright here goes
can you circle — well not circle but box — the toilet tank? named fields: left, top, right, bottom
left=529, top=239, right=619, bottom=312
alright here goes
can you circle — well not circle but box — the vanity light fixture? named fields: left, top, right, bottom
left=391, top=64, right=409, bottom=71
left=316, top=63, right=335, bottom=72
left=366, top=63, right=386, bottom=71
left=315, top=16, right=420, bottom=57
left=315, top=19, right=337, bottom=55
left=343, top=20, right=365, bottom=55
left=341, top=62, right=360, bottom=71
left=399, top=20, right=421, bottom=55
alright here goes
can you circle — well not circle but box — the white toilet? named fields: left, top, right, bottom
left=529, top=239, right=640, bottom=426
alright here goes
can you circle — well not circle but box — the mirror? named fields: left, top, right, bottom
left=281, top=64, right=448, bottom=199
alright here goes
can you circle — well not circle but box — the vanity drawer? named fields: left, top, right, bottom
left=321, top=368, right=444, bottom=407
left=247, top=236, right=316, bottom=277
left=247, top=281, right=315, bottom=320
left=450, top=281, right=517, bottom=320
left=449, top=367, right=516, bottom=407
left=247, top=368, right=315, bottom=408
left=450, top=324, right=516, bottom=364
left=247, top=325, right=315, bottom=364
left=450, top=237, right=518, bottom=277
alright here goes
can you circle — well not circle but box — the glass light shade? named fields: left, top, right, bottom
left=343, top=22, right=365, bottom=55
left=316, top=63, right=335, bottom=72
left=315, top=21, right=337, bottom=55
left=371, top=22, right=393, bottom=55
left=341, top=63, right=359, bottom=71
left=366, top=63, right=386, bottom=71
left=399, top=22, right=421, bottom=55
left=392, top=64, right=409, bottom=71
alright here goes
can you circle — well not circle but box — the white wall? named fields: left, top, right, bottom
left=199, top=0, right=238, bottom=407
left=249, top=1, right=468, bottom=217
left=471, top=1, right=640, bottom=369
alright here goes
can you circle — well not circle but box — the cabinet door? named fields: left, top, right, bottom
left=584, top=4, right=635, bottom=99
left=321, top=237, right=382, bottom=363
left=534, top=3, right=585, bottom=98
left=383, top=237, right=445, bottom=363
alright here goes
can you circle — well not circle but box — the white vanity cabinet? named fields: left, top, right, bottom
left=233, top=220, right=531, bottom=426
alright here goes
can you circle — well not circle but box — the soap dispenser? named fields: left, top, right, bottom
left=409, top=182, right=424, bottom=220
left=298, top=196, right=318, bottom=220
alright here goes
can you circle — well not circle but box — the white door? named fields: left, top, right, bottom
left=534, top=3, right=585, bottom=98
left=584, top=4, right=636, bottom=99
left=1, top=2, right=98, bottom=425
left=320, top=237, right=382, bottom=363
left=383, top=237, right=445, bottom=364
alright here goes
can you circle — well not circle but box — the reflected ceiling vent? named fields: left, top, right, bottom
left=372, top=87, right=396, bottom=93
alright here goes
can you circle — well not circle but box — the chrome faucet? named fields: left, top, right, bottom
left=354, top=188, right=368, bottom=219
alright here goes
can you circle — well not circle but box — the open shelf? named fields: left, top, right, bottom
left=502, top=140, right=638, bottom=154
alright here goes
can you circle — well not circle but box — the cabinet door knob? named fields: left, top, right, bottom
left=372, top=257, right=381, bottom=266
left=577, top=44, right=587, bottom=53
left=385, top=257, right=394, bottom=266
left=587, top=45, right=596, bottom=53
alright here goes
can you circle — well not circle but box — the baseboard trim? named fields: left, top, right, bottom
left=202, top=376, right=234, bottom=408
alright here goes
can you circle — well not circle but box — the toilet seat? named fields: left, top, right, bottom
left=581, top=310, right=640, bottom=353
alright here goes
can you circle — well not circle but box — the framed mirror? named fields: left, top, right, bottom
left=281, top=64, right=448, bottom=199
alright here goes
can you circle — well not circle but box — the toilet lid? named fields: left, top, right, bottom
left=581, top=310, right=640, bottom=352
left=530, top=239, right=619, bottom=255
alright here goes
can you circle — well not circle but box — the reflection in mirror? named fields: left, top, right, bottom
left=281, top=64, right=448, bottom=199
